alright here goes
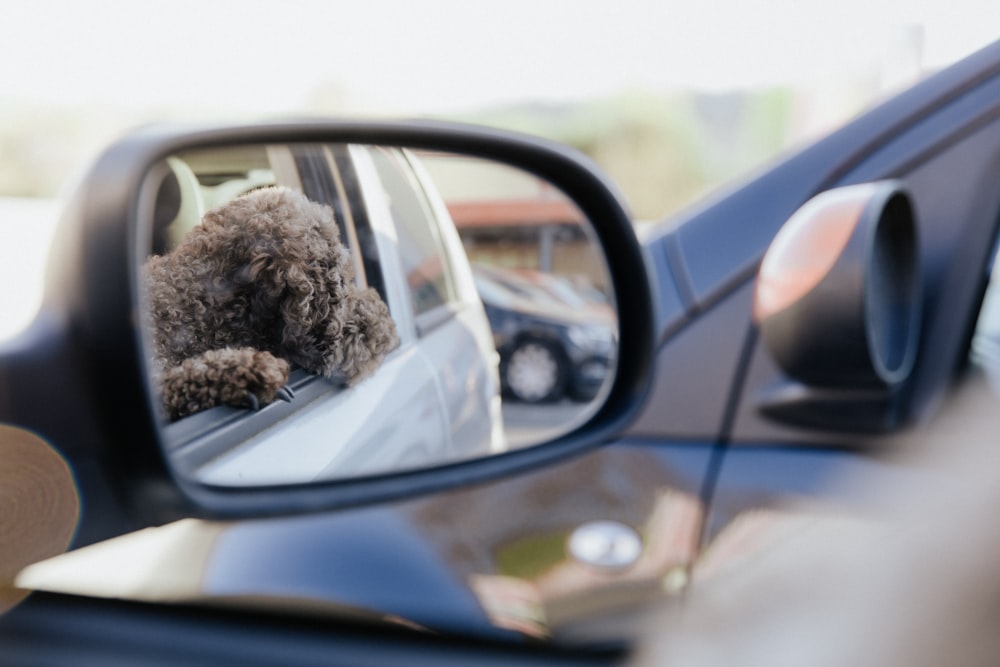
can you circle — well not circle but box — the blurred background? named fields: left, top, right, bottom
left=1, top=0, right=996, bottom=223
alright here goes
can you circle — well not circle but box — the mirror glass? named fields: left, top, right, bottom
left=139, top=143, right=616, bottom=486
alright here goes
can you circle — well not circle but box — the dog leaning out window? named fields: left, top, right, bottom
left=143, top=186, right=398, bottom=421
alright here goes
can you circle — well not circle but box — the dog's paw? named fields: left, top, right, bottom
left=161, top=348, right=291, bottom=420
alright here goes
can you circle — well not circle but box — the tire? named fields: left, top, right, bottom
left=503, top=339, right=567, bottom=403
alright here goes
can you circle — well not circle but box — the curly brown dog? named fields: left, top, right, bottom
left=144, top=186, right=398, bottom=420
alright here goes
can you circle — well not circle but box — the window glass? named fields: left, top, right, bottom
left=327, top=145, right=388, bottom=303
left=366, top=147, right=457, bottom=316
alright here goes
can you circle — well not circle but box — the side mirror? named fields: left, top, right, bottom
left=6, top=120, right=654, bottom=523
left=753, top=181, right=921, bottom=432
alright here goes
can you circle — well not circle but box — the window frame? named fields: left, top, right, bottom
left=359, top=145, right=463, bottom=335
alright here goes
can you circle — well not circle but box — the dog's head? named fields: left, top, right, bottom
left=150, top=187, right=397, bottom=381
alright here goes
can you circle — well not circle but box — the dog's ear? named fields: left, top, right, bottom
left=332, top=288, right=399, bottom=384
left=231, top=187, right=397, bottom=380
left=276, top=253, right=398, bottom=381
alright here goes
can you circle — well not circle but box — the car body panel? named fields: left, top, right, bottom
left=415, top=303, right=506, bottom=458
left=197, top=346, right=451, bottom=483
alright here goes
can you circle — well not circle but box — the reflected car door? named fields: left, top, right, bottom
left=352, top=145, right=503, bottom=462
left=314, top=144, right=454, bottom=473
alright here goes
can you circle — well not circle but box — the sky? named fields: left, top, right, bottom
left=2, top=0, right=998, bottom=116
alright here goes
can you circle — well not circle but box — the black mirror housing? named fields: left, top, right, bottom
left=753, top=181, right=922, bottom=432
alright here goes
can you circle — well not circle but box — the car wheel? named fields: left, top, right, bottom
left=504, top=339, right=566, bottom=403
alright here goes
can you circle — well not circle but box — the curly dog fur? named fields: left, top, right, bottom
left=144, top=186, right=398, bottom=420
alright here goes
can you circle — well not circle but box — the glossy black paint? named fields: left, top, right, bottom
left=755, top=182, right=921, bottom=433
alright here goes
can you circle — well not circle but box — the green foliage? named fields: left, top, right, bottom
left=496, top=530, right=570, bottom=580
left=454, top=88, right=796, bottom=222
left=0, top=104, right=89, bottom=198
left=0, top=89, right=797, bottom=219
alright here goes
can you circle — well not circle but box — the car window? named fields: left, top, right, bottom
left=326, top=144, right=389, bottom=304
left=364, top=146, right=459, bottom=319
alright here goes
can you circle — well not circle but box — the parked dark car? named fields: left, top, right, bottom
left=4, top=39, right=1000, bottom=667
left=473, top=264, right=615, bottom=403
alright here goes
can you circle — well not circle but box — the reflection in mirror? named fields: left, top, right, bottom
left=139, top=143, right=616, bottom=486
